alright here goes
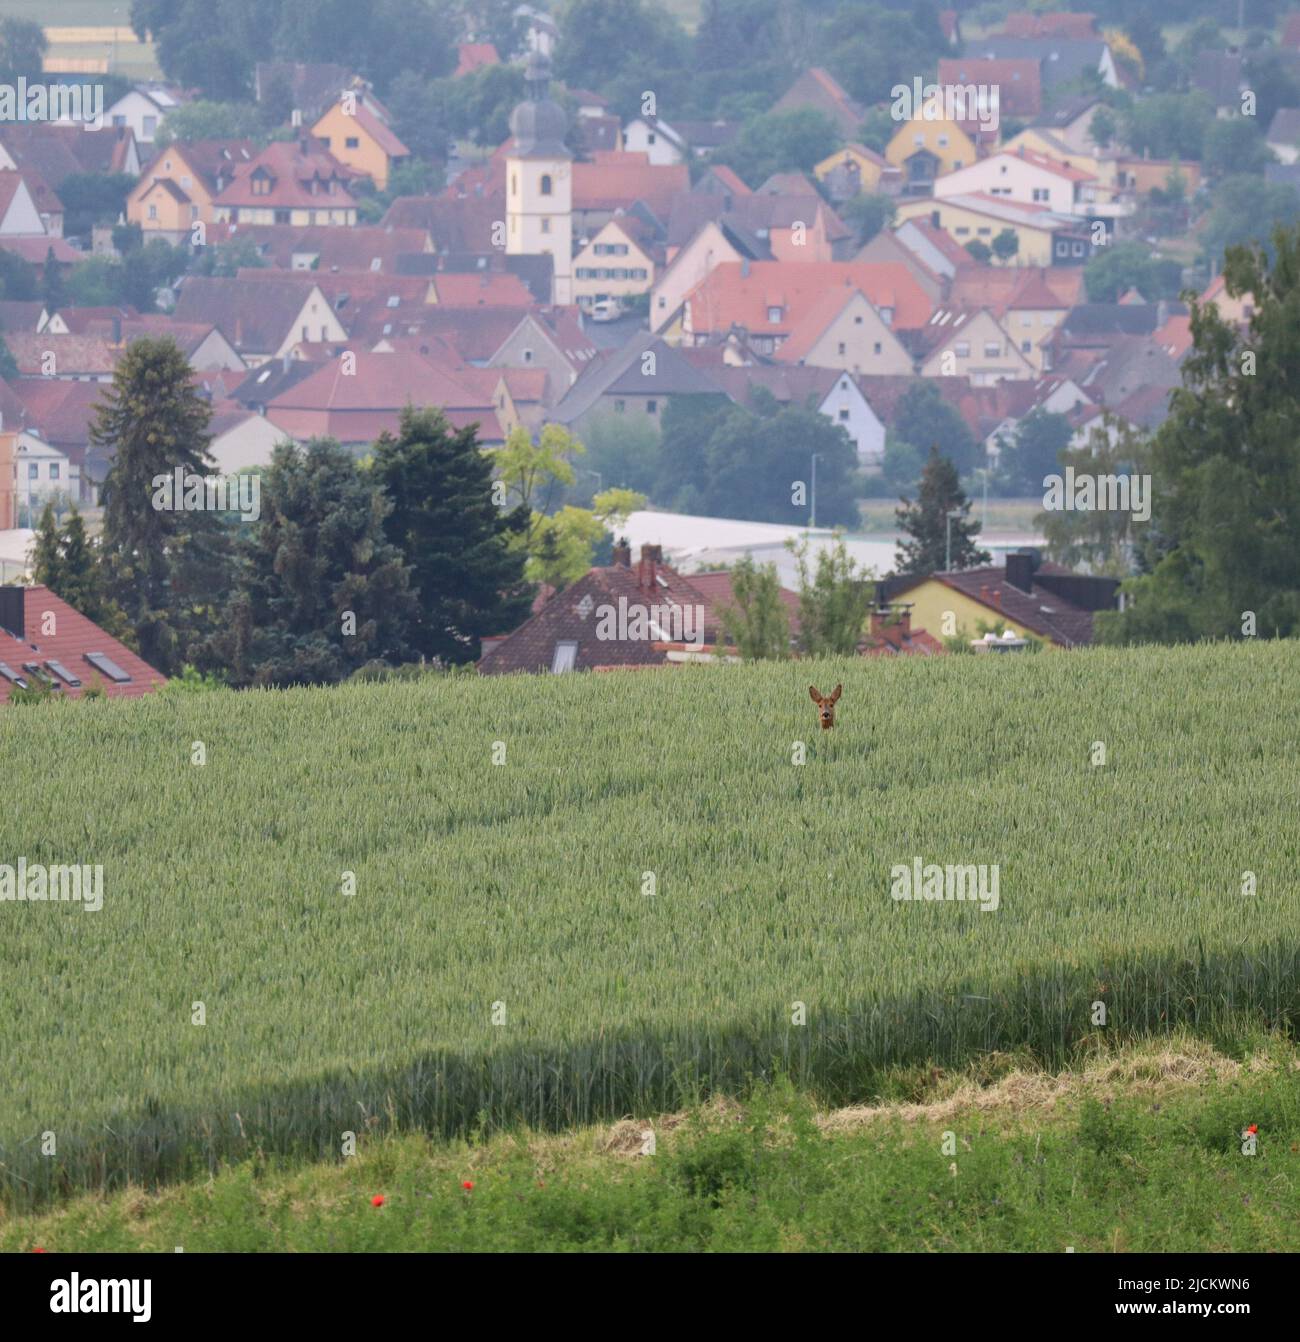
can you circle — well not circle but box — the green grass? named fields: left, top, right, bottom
left=1, top=641, right=1298, bottom=1213
left=4, top=1041, right=1297, bottom=1251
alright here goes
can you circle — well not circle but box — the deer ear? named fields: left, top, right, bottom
left=828, top=684, right=842, bottom=704
left=808, top=685, right=822, bottom=705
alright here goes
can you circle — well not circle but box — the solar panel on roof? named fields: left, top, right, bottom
left=84, top=651, right=131, bottom=683
left=0, top=662, right=29, bottom=688
left=22, top=663, right=60, bottom=688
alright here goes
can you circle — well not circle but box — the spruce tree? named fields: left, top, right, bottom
left=371, top=407, right=532, bottom=661
left=895, top=447, right=990, bottom=575
left=31, top=502, right=63, bottom=591
left=214, top=439, right=418, bottom=687
left=94, top=337, right=230, bottom=673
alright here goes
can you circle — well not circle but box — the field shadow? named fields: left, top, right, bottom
left=6, top=937, right=1298, bottom=1210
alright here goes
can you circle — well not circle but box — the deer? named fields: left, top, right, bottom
left=808, top=683, right=842, bottom=730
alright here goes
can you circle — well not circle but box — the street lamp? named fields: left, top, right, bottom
left=945, top=508, right=963, bottom=572
left=810, top=453, right=821, bottom=528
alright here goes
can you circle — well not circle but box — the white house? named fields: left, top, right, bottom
left=207, top=407, right=289, bottom=474
left=0, top=172, right=48, bottom=236
left=622, top=117, right=687, bottom=166
left=105, top=86, right=181, bottom=144
left=823, top=372, right=885, bottom=466
left=10, top=431, right=77, bottom=521
left=934, top=147, right=1093, bottom=216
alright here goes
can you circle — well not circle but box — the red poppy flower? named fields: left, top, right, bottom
left=371, top=1194, right=385, bottom=1207
left=1246, top=1125, right=1258, bottom=1135
left=462, top=1180, right=474, bottom=1191
left=33, top=1247, right=46, bottom=1253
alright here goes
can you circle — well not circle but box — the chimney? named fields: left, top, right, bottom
left=281, top=350, right=292, bottom=375
left=1005, top=550, right=1038, bottom=593
left=0, top=586, right=24, bottom=640
left=638, top=542, right=659, bottom=589
left=611, top=539, right=631, bottom=568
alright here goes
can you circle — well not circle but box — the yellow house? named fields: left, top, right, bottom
left=891, top=563, right=1105, bottom=649
left=894, top=195, right=1066, bottom=267
left=1002, top=127, right=1106, bottom=182
left=127, top=141, right=249, bottom=242
left=813, top=142, right=894, bottom=196
left=885, top=117, right=978, bottom=192
left=129, top=177, right=197, bottom=244
left=916, top=308, right=1035, bottom=384
left=312, top=101, right=410, bottom=191
left=572, top=218, right=655, bottom=311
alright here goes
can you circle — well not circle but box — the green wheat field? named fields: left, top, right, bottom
left=1, top=640, right=1298, bottom=1212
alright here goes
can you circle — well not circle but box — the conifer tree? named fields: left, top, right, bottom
left=895, top=447, right=990, bottom=575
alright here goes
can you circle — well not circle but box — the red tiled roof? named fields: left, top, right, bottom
left=5, top=333, right=118, bottom=376
left=430, top=271, right=535, bottom=306
left=455, top=42, right=500, bottom=77
left=214, top=139, right=357, bottom=211
left=12, top=378, right=105, bottom=450
left=0, top=236, right=79, bottom=264
left=1001, top=10, right=1097, bottom=39
left=0, top=586, right=166, bottom=702
left=572, top=153, right=690, bottom=217
left=937, top=58, right=1042, bottom=117
left=685, top=260, right=933, bottom=337
left=323, top=102, right=409, bottom=161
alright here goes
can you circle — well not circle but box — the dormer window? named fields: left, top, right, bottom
left=767, top=305, right=783, bottom=322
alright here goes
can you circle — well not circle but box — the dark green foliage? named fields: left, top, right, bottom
left=895, top=447, right=990, bottom=575
left=1098, top=224, right=1300, bottom=644
left=31, top=503, right=130, bottom=640
left=713, top=107, right=839, bottom=189
left=211, top=439, right=418, bottom=686
left=371, top=407, right=532, bottom=663
left=95, top=338, right=230, bottom=674
left=57, top=173, right=138, bottom=240
left=892, top=381, right=978, bottom=476
left=997, top=410, right=1073, bottom=496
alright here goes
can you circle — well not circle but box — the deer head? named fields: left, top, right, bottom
left=809, top=683, right=842, bottom=730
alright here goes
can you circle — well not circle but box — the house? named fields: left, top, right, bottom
left=894, top=193, right=1096, bottom=267
left=3, top=332, right=119, bottom=379
left=965, top=37, right=1118, bottom=92
left=263, top=350, right=502, bottom=445
left=548, top=331, right=725, bottom=433
left=205, top=401, right=291, bottom=473
left=11, top=380, right=105, bottom=499
left=773, top=68, right=866, bottom=138
left=212, top=138, right=358, bottom=228
left=884, top=116, right=980, bottom=194
left=1112, top=156, right=1201, bottom=197
left=852, top=227, right=947, bottom=304
left=487, top=308, right=598, bottom=398
left=7, top=429, right=77, bottom=522
left=934, top=146, right=1096, bottom=217
left=0, top=585, right=167, bottom=703
left=912, top=307, right=1035, bottom=384
left=936, top=57, right=1043, bottom=120
left=312, top=99, right=410, bottom=191
left=127, top=140, right=256, bottom=241
left=104, top=86, right=182, bottom=144
left=571, top=152, right=690, bottom=233
left=571, top=216, right=657, bottom=311
left=208, top=221, right=433, bottom=274
left=0, top=171, right=49, bottom=236
left=478, top=543, right=793, bottom=674
left=667, top=120, right=742, bottom=159
left=1266, top=108, right=1300, bottom=164
left=1001, top=11, right=1098, bottom=40
left=813, top=143, right=900, bottom=201
left=1198, top=273, right=1254, bottom=328
left=173, top=275, right=348, bottom=364
left=0, top=124, right=139, bottom=198
left=622, top=117, right=688, bottom=166
left=772, top=285, right=915, bottom=376
left=680, top=260, right=932, bottom=353
left=880, top=551, right=1120, bottom=649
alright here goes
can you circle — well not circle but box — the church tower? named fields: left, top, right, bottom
left=506, top=53, right=573, bottom=305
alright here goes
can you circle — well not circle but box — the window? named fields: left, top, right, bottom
left=1022, top=341, right=1032, bottom=353
left=767, top=306, right=782, bottom=322
left=1072, top=241, right=1085, bottom=256
left=345, top=136, right=360, bottom=149
left=511, top=174, right=517, bottom=196
left=647, top=132, right=656, bottom=144
left=837, top=342, right=846, bottom=355
left=1032, top=188, right=1049, bottom=202
left=658, top=296, right=665, bottom=308
left=540, top=174, right=553, bottom=195
left=190, top=205, right=199, bottom=221
left=0, top=663, right=28, bottom=689
left=148, top=204, right=157, bottom=220
left=275, top=210, right=290, bottom=224
left=551, top=641, right=578, bottom=673
left=954, top=341, right=970, bottom=357
left=143, top=116, right=157, bottom=137
left=854, top=315, right=863, bottom=325
left=180, top=174, right=190, bottom=188
left=873, top=341, right=882, bottom=354
left=84, top=652, right=131, bottom=683
left=838, top=409, right=849, bottom=422
left=49, top=464, right=59, bottom=480
left=646, top=400, right=657, bottom=413
left=615, top=400, right=626, bottom=412
left=954, top=226, right=969, bottom=235
left=977, top=226, right=991, bottom=236
left=541, top=217, right=550, bottom=233
left=45, top=660, right=81, bottom=688
left=28, top=464, right=38, bottom=480
left=938, top=135, right=948, bottom=147
left=984, top=342, right=1001, bottom=357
